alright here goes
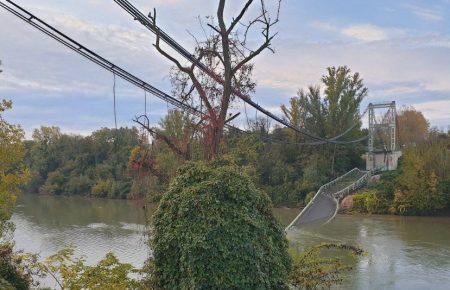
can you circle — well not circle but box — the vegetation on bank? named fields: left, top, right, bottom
left=0, top=100, right=34, bottom=289
left=23, top=126, right=144, bottom=199
left=351, top=130, right=449, bottom=216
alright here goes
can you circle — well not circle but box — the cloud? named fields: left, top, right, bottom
left=341, top=24, right=388, bottom=42
left=253, top=33, right=450, bottom=127
left=1, top=0, right=449, bottom=135
left=403, top=4, right=443, bottom=22
left=0, top=5, right=175, bottom=97
left=311, top=21, right=405, bottom=43
left=413, top=100, right=450, bottom=127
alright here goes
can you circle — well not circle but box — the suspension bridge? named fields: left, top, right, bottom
left=0, top=0, right=402, bottom=231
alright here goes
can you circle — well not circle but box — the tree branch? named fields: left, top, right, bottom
left=133, top=116, right=189, bottom=160
left=152, top=10, right=192, bottom=75
left=232, top=34, right=274, bottom=74
left=227, top=0, right=255, bottom=34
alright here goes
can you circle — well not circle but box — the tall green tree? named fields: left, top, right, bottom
left=280, top=66, right=367, bottom=179
left=293, top=66, right=367, bottom=139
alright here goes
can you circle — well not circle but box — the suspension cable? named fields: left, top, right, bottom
left=0, top=0, right=204, bottom=118
left=1, top=0, right=368, bottom=146
left=112, top=0, right=366, bottom=145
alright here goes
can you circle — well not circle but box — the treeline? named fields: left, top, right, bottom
left=22, top=67, right=448, bottom=212
left=23, top=126, right=148, bottom=199
left=22, top=121, right=364, bottom=207
left=22, top=67, right=368, bottom=206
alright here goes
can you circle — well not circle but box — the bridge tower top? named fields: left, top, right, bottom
left=366, top=101, right=401, bottom=171
left=368, top=101, right=397, bottom=153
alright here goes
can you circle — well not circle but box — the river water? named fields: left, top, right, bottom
left=12, top=194, right=450, bottom=289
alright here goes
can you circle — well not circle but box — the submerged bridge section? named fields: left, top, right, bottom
left=285, top=168, right=371, bottom=231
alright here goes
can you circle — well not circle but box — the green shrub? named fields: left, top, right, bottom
left=351, top=193, right=368, bottom=213
left=152, top=161, right=292, bottom=289
left=351, top=190, right=389, bottom=214
left=0, top=244, right=33, bottom=290
left=289, top=243, right=364, bottom=290
left=91, top=180, right=112, bottom=198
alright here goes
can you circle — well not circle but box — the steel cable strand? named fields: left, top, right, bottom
left=112, top=0, right=369, bottom=145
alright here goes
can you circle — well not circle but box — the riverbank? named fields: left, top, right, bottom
left=339, top=193, right=450, bottom=217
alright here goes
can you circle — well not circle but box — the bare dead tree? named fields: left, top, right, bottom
left=149, top=0, right=282, bottom=159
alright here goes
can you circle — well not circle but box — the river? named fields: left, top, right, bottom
left=12, top=194, right=450, bottom=289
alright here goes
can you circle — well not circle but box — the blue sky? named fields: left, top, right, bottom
left=0, top=0, right=449, bottom=137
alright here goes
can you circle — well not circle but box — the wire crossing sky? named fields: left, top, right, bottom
left=0, top=0, right=449, bottom=137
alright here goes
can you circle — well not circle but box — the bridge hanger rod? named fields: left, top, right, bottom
left=0, top=0, right=206, bottom=119
left=113, top=0, right=358, bottom=144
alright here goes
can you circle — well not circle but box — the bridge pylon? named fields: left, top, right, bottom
left=364, top=101, right=402, bottom=171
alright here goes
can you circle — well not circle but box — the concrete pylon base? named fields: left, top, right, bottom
left=364, top=151, right=402, bottom=171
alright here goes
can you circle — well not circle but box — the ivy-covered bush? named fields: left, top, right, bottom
left=152, top=161, right=292, bottom=289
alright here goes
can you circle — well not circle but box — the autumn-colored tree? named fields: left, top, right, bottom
left=391, top=137, right=449, bottom=215
left=0, top=63, right=35, bottom=288
left=397, top=106, right=429, bottom=147
left=280, top=66, right=367, bottom=176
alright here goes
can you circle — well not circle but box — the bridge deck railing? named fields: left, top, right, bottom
left=285, top=168, right=371, bottom=231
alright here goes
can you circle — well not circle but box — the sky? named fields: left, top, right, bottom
left=0, top=0, right=449, bottom=138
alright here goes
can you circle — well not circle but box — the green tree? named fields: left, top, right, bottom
left=283, top=66, right=367, bottom=141
left=151, top=161, right=292, bottom=289
left=0, top=97, right=32, bottom=288
left=281, top=97, right=306, bottom=141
